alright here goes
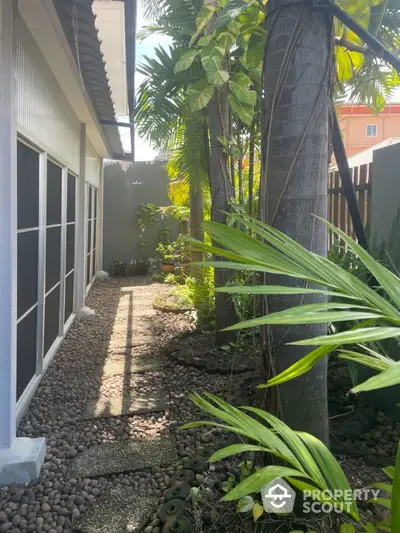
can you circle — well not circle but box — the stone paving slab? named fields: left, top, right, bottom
left=69, top=437, right=178, bottom=478
left=108, top=335, right=155, bottom=348
left=73, top=488, right=157, bottom=533
left=84, top=389, right=167, bottom=419
left=100, top=357, right=161, bottom=376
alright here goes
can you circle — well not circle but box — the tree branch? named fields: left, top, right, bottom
left=335, top=35, right=373, bottom=55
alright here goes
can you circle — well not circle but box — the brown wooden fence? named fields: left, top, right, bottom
left=328, top=162, right=372, bottom=248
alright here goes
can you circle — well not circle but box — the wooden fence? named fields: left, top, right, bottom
left=328, top=162, right=372, bottom=248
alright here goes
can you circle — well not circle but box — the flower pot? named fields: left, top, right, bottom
left=161, top=263, right=175, bottom=274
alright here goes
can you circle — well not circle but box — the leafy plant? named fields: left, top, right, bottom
left=110, top=257, right=127, bottom=277
left=178, top=266, right=216, bottom=331
left=186, top=215, right=400, bottom=531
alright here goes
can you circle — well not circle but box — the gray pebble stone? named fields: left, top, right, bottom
left=143, top=527, right=153, bottom=533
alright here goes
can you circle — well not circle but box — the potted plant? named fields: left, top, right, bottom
left=157, top=242, right=176, bottom=273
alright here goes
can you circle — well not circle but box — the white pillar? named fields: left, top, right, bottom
left=75, top=124, right=93, bottom=317
left=0, top=1, right=45, bottom=485
left=0, top=0, right=17, bottom=452
left=75, top=123, right=87, bottom=312
left=96, top=159, right=104, bottom=273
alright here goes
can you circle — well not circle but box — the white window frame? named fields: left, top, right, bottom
left=366, top=124, right=377, bottom=137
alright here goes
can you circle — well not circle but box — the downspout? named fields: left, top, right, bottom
left=124, top=0, right=137, bottom=163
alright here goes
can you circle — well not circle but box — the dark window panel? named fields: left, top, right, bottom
left=66, top=224, right=75, bottom=273
left=92, top=249, right=96, bottom=278
left=17, top=231, right=38, bottom=319
left=17, top=309, right=37, bottom=400
left=87, top=220, right=92, bottom=254
left=93, top=220, right=97, bottom=252
left=67, top=174, right=76, bottom=223
left=47, top=160, right=62, bottom=225
left=17, top=142, right=39, bottom=230
left=46, top=226, right=61, bottom=292
left=88, top=186, right=93, bottom=219
left=65, top=271, right=74, bottom=322
left=44, top=286, right=60, bottom=356
left=94, top=189, right=98, bottom=219
left=86, top=254, right=91, bottom=287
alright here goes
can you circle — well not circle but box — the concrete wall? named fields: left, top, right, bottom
left=363, top=143, right=400, bottom=414
left=371, top=143, right=400, bottom=265
left=103, top=160, right=177, bottom=270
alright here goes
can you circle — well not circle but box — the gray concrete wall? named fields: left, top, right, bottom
left=102, top=160, right=178, bottom=270
left=363, top=144, right=400, bottom=415
left=371, top=143, right=400, bottom=267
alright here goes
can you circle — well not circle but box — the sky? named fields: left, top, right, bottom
left=118, top=5, right=170, bottom=160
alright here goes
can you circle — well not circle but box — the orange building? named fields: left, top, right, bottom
left=338, top=104, right=400, bottom=158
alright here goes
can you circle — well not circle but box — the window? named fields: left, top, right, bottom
left=366, top=124, right=377, bottom=137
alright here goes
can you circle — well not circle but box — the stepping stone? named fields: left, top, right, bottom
left=100, top=357, right=161, bottom=376
left=108, top=335, right=155, bottom=349
left=83, top=389, right=167, bottom=419
left=73, top=487, right=157, bottom=533
left=69, top=437, right=178, bottom=478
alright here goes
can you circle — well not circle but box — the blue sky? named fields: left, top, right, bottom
left=119, top=6, right=170, bottom=160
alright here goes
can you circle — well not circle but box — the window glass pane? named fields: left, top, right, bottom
left=46, top=226, right=61, bottom=292
left=65, top=271, right=74, bottom=323
left=17, top=142, right=39, bottom=230
left=17, top=231, right=39, bottom=318
left=44, top=286, right=60, bottom=356
left=17, top=309, right=37, bottom=399
left=67, top=174, right=76, bottom=223
left=47, top=161, right=62, bottom=225
left=66, top=224, right=75, bottom=273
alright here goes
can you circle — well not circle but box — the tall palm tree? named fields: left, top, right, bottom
left=135, top=45, right=208, bottom=257
left=259, top=0, right=333, bottom=444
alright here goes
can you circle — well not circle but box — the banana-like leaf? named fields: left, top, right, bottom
left=261, top=345, right=335, bottom=388
left=222, top=305, right=381, bottom=330
left=222, top=465, right=309, bottom=501
left=292, top=327, right=400, bottom=346
left=243, top=407, right=326, bottom=488
left=351, top=361, right=400, bottom=393
left=215, top=285, right=359, bottom=299
left=209, top=444, right=271, bottom=463
left=340, top=525, right=357, bottom=533
left=370, top=482, right=393, bottom=494
left=392, top=441, right=400, bottom=532
left=298, top=432, right=359, bottom=520
left=324, top=219, right=400, bottom=313
left=338, top=349, right=392, bottom=372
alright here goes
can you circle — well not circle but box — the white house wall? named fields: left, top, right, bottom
left=86, top=140, right=101, bottom=188
left=16, top=16, right=80, bottom=174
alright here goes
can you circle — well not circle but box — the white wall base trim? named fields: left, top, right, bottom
left=96, top=270, right=108, bottom=280
left=76, top=306, right=95, bottom=318
left=0, top=437, right=46, bottom=486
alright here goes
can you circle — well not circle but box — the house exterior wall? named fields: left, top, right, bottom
left=338, top=104, right=400, bottom=158
left=12, top=14, right=103, bottom=422
left=16, top=17, right=80, bottom=174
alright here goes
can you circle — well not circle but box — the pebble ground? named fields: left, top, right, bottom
left=0, top=278, right=246, bottom=533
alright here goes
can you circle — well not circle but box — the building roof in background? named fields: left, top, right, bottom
left=331, top=137, right=400, bottom=170
left=338, top=104, right=400, bottom=115
left=53, top=0, right=124, bottom=157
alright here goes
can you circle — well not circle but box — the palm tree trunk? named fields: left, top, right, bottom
left=229, top=109, right=236, bottom=196
left=248, top=122, right=255, bottom=217
left=260, top=0, right=332, bottom=444
left=205, top=0, right=236, bottom=344
left=190, top=182, right=204, bottom=265
left=208, top=87, right=237, bottom=344
left=237, top=123, right=244, bottom=205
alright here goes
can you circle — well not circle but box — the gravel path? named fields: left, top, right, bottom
left=0, top=277, right=252, bottom=533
